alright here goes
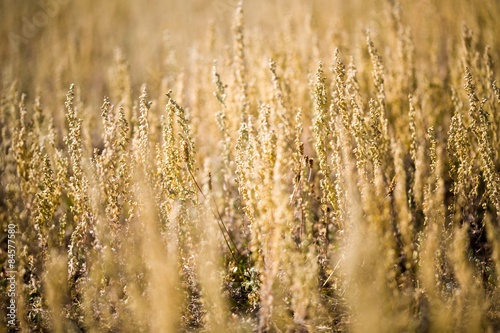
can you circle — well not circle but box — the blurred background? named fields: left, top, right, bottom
left=1, top=0, right=499, bottom=102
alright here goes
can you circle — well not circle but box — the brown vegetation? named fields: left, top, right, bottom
left=1, top=0, right=500, bottom=331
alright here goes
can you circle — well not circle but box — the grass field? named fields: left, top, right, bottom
left=1, top=0, right=500, bottom=331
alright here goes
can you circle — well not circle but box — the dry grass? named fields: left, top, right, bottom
left=1, top=0, right=500, bottom=332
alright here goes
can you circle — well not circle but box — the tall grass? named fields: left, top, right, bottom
left=1, top=0, right=500, bottom=331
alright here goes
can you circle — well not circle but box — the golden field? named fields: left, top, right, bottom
left=1, top=0, right=500, bottom=331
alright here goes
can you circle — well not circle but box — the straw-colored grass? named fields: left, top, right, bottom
left=1, top=0, right=500, bottom=331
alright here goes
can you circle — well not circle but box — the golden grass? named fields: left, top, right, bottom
left=1, top=0, right=500, bottom=331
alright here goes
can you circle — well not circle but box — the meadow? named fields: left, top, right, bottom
left=1, top=0, right=500, bottom=331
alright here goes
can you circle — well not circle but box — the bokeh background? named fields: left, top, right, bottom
left=1, top=0, right=499, bottom=102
